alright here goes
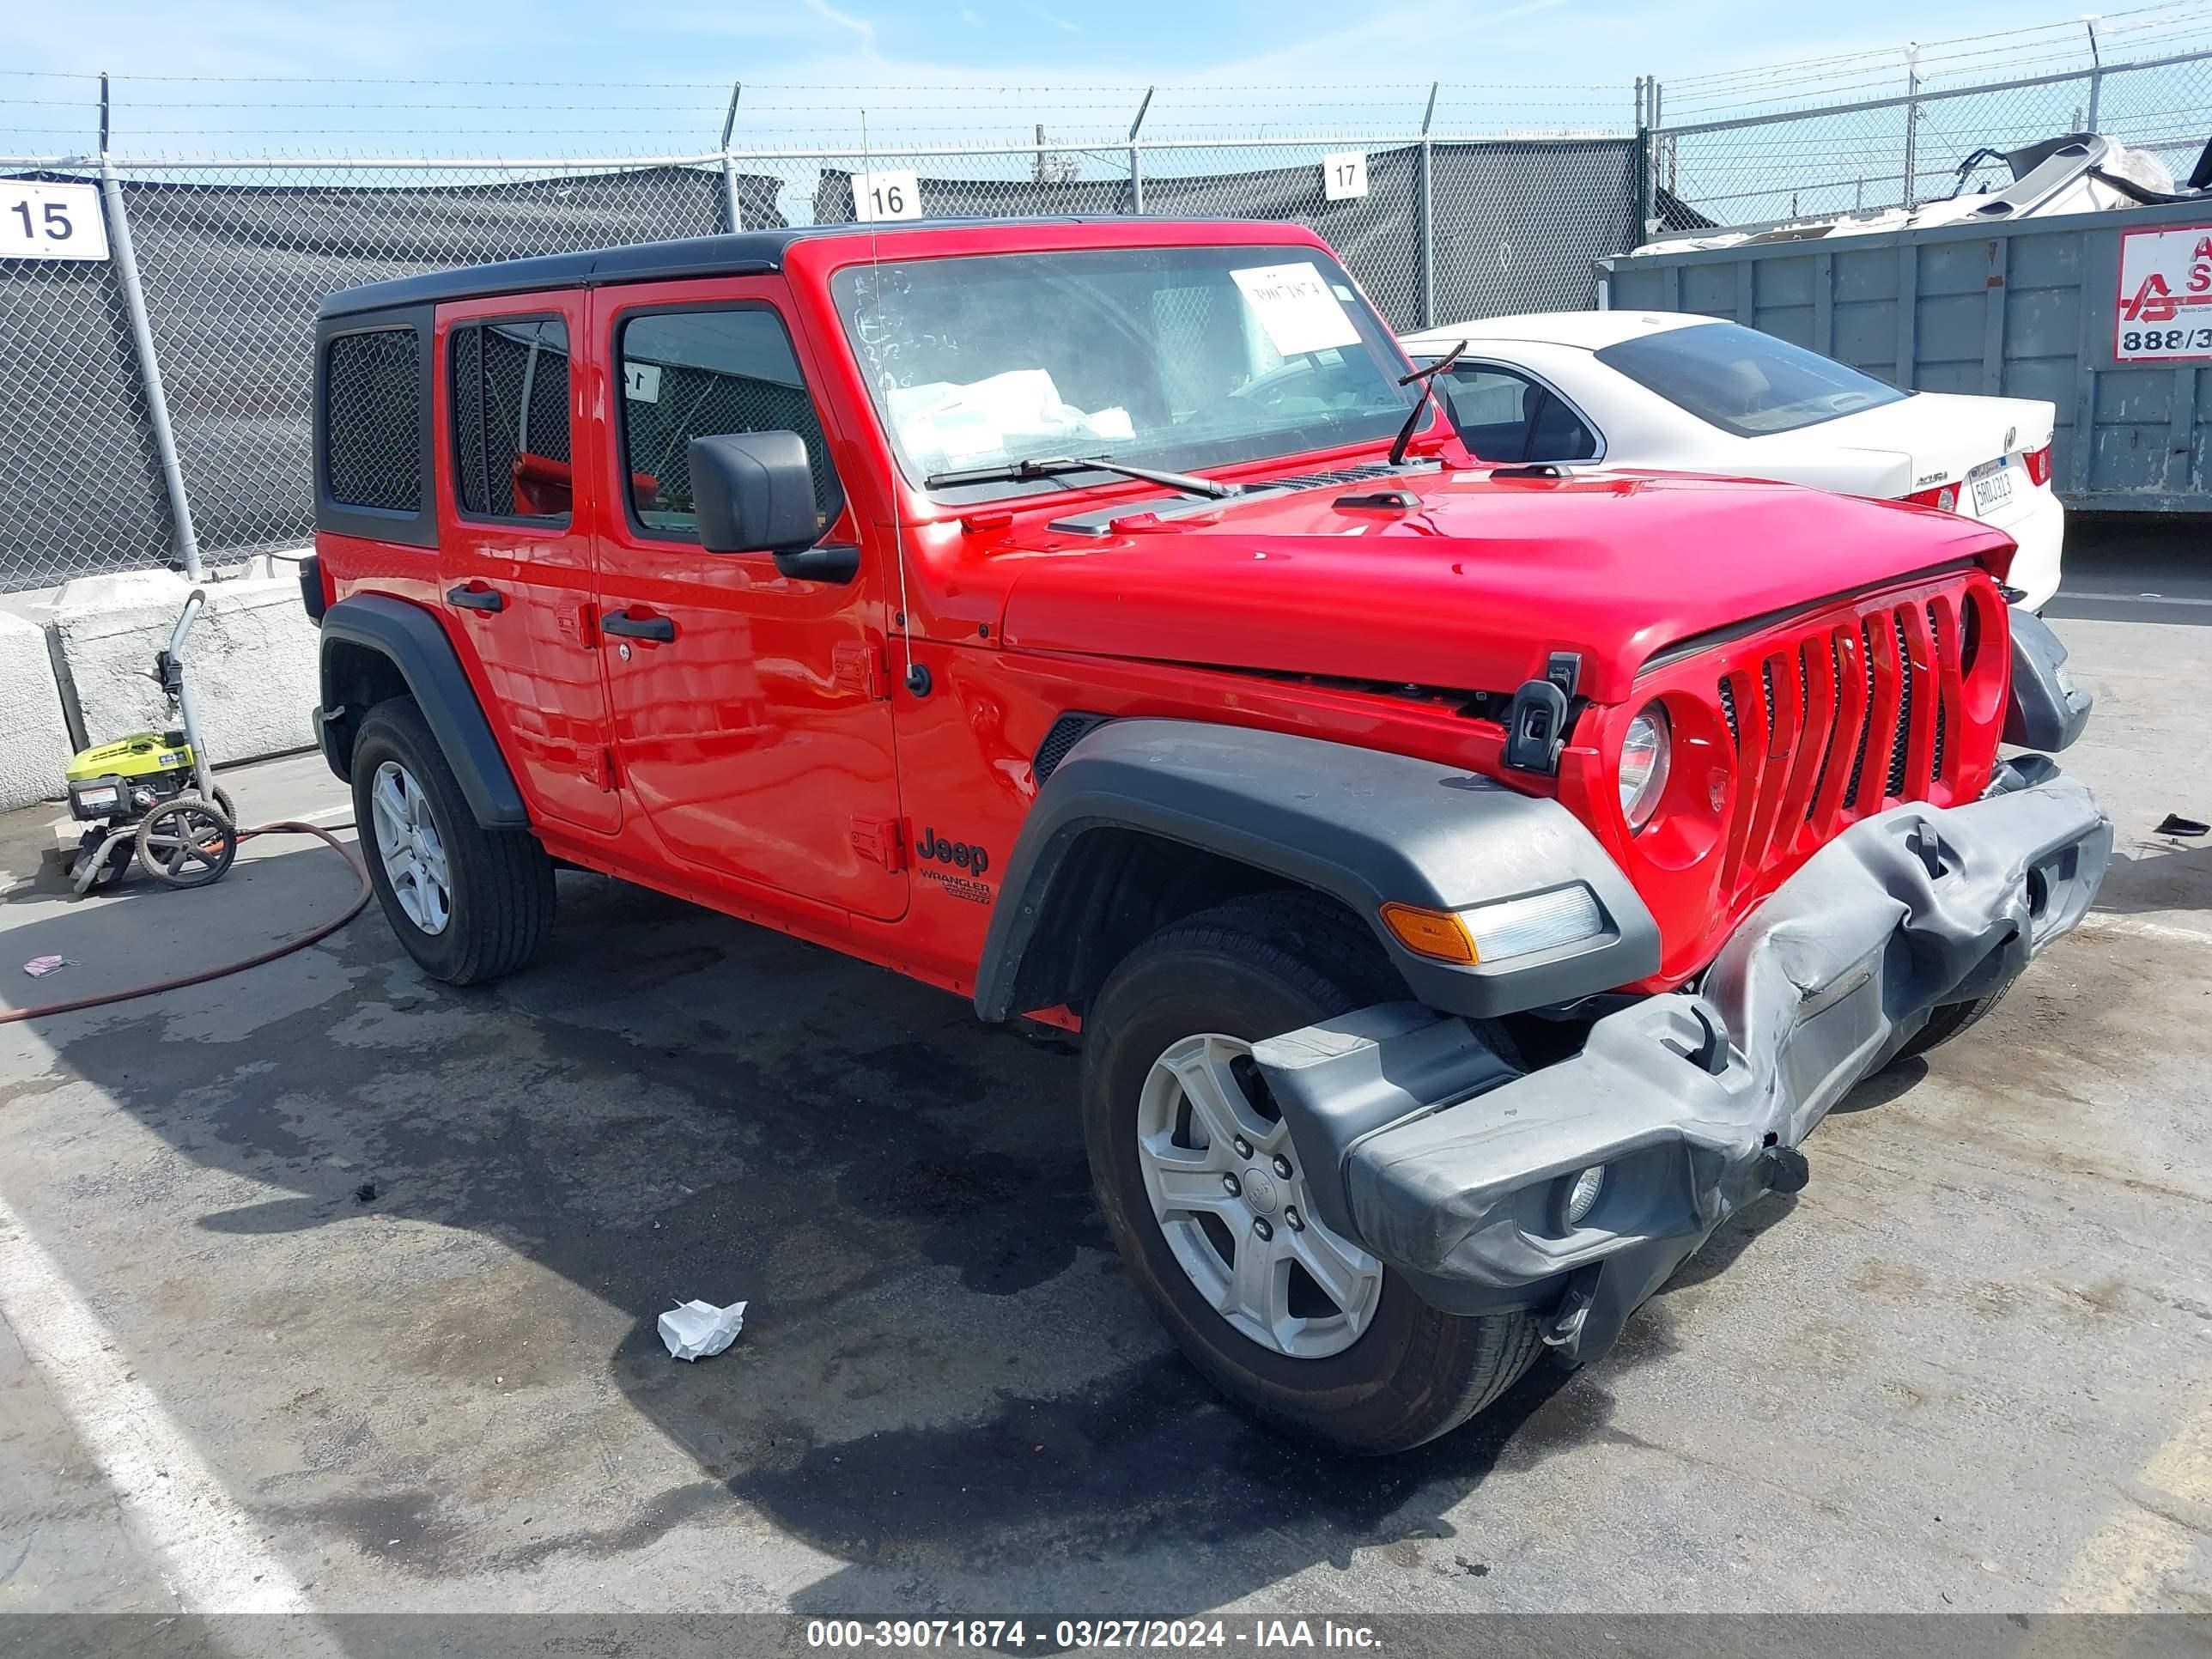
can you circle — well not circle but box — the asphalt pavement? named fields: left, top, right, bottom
left=0, top=521, right=2208, bottom=1627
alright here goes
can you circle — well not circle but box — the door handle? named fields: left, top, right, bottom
left=447, top=583, right=506, bottom=613
left=602, top=609, right=675, bottom=643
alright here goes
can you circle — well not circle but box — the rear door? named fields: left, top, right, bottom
left=435, top=294, right=621, bottom=834
left=587, top=279, right=907, bottom=921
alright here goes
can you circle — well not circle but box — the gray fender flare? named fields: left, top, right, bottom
left=2002, top=608, right=2093, bottom=752
left=318, top=593, right=530, bottom=830
left=973, top=719, right=1660, bottom=1023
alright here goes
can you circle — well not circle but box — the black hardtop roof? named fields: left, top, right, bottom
left=315, top=216, right=1254, bottom=320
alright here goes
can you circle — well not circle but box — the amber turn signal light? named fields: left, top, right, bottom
left=1378, top=902, right=1480, bottom=965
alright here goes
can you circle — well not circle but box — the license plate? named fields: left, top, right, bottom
left=1969, top=457, right=2013, bottom=514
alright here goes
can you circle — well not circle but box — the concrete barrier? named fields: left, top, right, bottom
left=50, top=568, right=318, bottom=775
left=0, top=608, right=75, bottom=811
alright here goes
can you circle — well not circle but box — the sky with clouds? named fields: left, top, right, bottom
left=0, top=0, right=2156, bottom=155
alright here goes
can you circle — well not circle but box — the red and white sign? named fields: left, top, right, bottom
left=2116, top=225, right=2212, bottom=361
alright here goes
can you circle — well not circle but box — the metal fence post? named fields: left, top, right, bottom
left=1636, top=123, right=1655, bottom=246
left=2085, top=18, right=2104, bottom=131
left=719, top=82, right=744, bottom=232
left=1419, top=81, right=1439, bottom=329
left=1127, top=87, right=1153, bottom=215
left=1902, top=45, right=1923, bottom=210
left=1635, top=73, right=1656, bottom=245
left=97, top=78, right=201, bottom=580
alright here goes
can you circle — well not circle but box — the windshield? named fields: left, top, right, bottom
left=1595, top=320, right=1907, bottom=438
left=830, top=246, right=1424, bottom=501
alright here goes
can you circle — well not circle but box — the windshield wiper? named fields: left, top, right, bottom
left=1388, top=339, right=1468, bottom=467
left=924, top=453, right=1241, bottom=500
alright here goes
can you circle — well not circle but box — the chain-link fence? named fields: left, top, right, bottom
left=7, top=8, right=2210, bottom=594
left=0, top=131, right=1636, bottom=592
left=1646, top=4, right=2212, bottom=228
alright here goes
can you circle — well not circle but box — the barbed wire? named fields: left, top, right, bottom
left=1668, top=0, right=2212, bottom=90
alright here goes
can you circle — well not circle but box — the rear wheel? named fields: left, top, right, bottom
left=350, top=696, right=555, bottom=985
left=1081, top=892, right=1542, bottom=1454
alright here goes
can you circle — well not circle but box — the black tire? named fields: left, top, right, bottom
left=1894, top=979, right=2013, bottom=1062
left=349, top=696, right=555, bottom=985
left=135, top=797, right=238, bottom=889
left=1081, top=891, right=1542, bottom=1455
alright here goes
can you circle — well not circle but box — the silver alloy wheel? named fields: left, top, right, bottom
left=1135, top=1031, right=1385, bottom=1359
left=370, top=759, right=452, bottom=936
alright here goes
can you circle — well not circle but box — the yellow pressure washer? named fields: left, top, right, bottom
left=63, top=588, right=239, bottom=895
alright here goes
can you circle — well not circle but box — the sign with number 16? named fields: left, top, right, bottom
left=854, top=169, right=924, bottom=224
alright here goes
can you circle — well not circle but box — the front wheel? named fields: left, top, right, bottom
left=1081, top=893, right=1542, bottom=1455
left=350, top=696, right=555, bottom=985
left=1893, top=980, right=2013, bottom=1062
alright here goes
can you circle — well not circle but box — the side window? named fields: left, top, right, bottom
left=1438, top=364, right=1599, bottom=464
left=617, top=307, right=844, bottom=540
left=1437, top=365, right=1539, bottom=462
left=325, top=328, right=422, bottom=512
left=450, top=317, right=572, bottom=520
left=1525, top=390, right=1600, bottom=463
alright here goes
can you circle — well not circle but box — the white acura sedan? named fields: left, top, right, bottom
left=1399, top=312, right=2063, bottom=610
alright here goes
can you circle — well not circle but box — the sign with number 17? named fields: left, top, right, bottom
left=0, top=181, right=110, bottom=263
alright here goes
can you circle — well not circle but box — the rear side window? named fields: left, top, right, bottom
left=450, top=317, right=572, bottom=521
left=1439, top=366, right=1540, bottom=458
left=1437, top=364, right=1600, bottom=464
left=617, top=307, right=843, bottom=539
left=325, top=328, right=422, bottom=512
left=1594, top=320, right=1906, bottom=438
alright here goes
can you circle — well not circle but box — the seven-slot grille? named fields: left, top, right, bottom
left=1709, top=580, right=1991, bottom=907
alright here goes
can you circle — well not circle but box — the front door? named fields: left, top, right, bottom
left=589, top=283, right=906, bottom=922
left=437, top=295, right=622, bottom=834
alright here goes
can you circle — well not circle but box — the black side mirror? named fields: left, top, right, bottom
left=688, top=430, right=850, bottom=574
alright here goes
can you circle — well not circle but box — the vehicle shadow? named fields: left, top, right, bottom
left=2093, top=837, right=2212, bottom=920
left=10, top=851, right=1730, bottom=1609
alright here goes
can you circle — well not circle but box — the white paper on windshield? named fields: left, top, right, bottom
left=886, top=368, right=1133, bottom=466
left=1231, top=261, right=1362, bottom=357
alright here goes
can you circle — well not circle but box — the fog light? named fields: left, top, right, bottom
left=1563, top=1164, right=1606, bottom=1227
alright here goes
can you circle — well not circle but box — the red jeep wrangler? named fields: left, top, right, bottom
left=304, top=218, right=2110, bottom=1453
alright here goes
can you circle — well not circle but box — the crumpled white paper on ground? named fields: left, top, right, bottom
left=658, top=1297, right=748, bottom=1362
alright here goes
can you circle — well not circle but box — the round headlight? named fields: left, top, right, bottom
left=1619, top=703, right=1671, bottom=832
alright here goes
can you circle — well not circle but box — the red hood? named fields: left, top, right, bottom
left=996, top=469, right=2014, bottom=705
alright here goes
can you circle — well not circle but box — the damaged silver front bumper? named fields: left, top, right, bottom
left=1254, top=774, right=2113, bottom=1365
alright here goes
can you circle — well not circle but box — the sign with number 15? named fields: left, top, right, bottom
left=0, top=181, right=110, bottom=263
